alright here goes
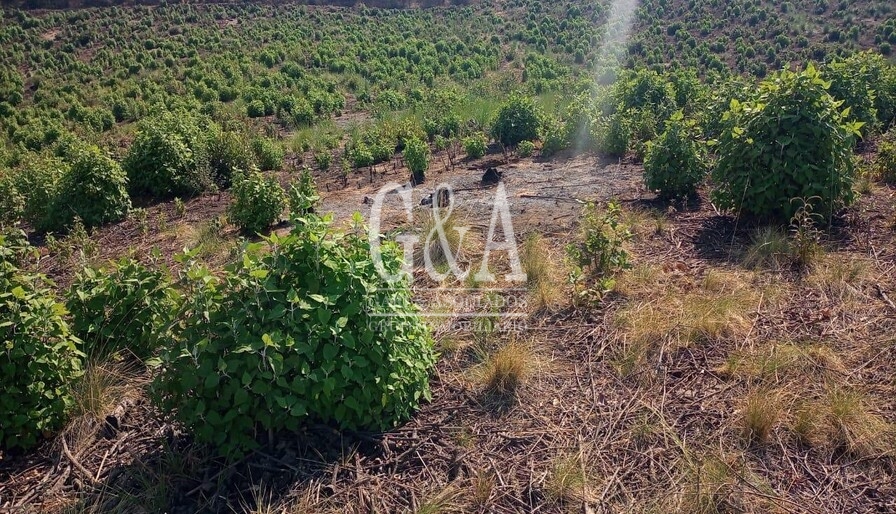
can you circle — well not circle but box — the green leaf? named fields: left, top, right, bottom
left=204, top=373, right=220, bottom=390
left=322, top=343, right=338, bottom=362
left=10, top=286, right=26, bottom=300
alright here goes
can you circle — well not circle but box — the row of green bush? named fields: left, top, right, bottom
left=638, top=64, right=864, bottom=221
left=0, top=111, right=286, bottom=233
left=1, top=197, right=435, bottom=457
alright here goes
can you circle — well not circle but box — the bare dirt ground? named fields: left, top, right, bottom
left=2, top=149, right=896, bottom=513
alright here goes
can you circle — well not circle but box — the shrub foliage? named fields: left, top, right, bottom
left=712, top=65, right=861, bottom=221
left=287, top=167, right=320, bottom=219
left=1, top=232, right=82, bottom=450
left=0, top=173, right=23, bottom=228
left=823, top=53, right=878, bottom=138
left=153, top=215, right=436, bottom=458
left=566, top=201, right=632, bottom=300
left=45, top=145, right=130, bottom=233
left=463, top=133, right=488, bottom=159
left=229, top=169, right=286, bottom=234
left=875, top=129, right=896, bottom=183
left=492, top=93, right=542, bottom=147
left=207, top=128, right=255, bottom=189
left=124, top=112, right=211, bottom=198
left=643, top=112, right=707, bottom=199
left=67, top=257, right=178, bottom=361
left=403, top=136, right=430, bottom=183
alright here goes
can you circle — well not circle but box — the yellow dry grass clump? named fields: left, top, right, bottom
left=719, top=341, right=844, bottom=383
left=543, top=452, right=588, bottom=505
left=520, top=233, right=562, bottom=310
left=805, top=254, right=870, bottom=303
left=616, top=269, right=761, bottom=351
left=475, top=340, right=535, bottom=397
left=792, top=386, right=895, bottom=458
left=739, top=388, right=787, bottom=445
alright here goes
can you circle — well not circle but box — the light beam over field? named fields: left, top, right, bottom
left=575, top=0, right=641, bottom=153
left=594, top=0, right=640, bottom=84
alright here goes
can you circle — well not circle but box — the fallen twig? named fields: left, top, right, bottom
left=875, top=284, right=896, bottom=312
left=519, top=194, right=584, bottom=203
left=61, top=438, right=98, bottom=487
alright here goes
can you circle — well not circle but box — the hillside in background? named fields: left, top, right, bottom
left=2, top=1, right=896, bottom=513
left=4, top=0, right=469, bottom=9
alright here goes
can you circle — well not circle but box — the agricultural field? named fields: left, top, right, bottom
left=1, top=0, right=896, bottom=512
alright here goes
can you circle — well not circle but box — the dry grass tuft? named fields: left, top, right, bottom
left=792, top=386, right=895, bottom=457
left=630, top=412, right=661, bottom=450
left=415, top=211, right=466, bottom=268
left=240, top=485, right=279, bottom=514
left=740, top=388, right=787, bottom=445
left=68, top=361, right=145, bottom=432
left=741, top=226, right=790, bottom=271
left=617, top=270, right=760, bottom=350
left=622, top=207, right=668, bottom=239
left=611, top=336, right=653, bottom=379
left=675, top=452, right=776, bottom=514
left=450, top=426, right=476, bottom=449
left=543, top=453, right=587, bottom=505
left=719, top=341, right=844, bottom=383
left=614, top=263, right=664, bottom=298
left=521, top=233, right=562, bottom=310
left=805, top=255, right=870, bottom=302
left=678, top=454, right=738, bottom=514
left=417, top=485, right=461, bottom=514
left=470, top=469, right=495, bottom=508
left=854, top=165, right=875, bottom=196
left=521, top=233, right=550, bottom=287
left=476, top=340, right=534, bottom=397
left=185, top=215, right=232, bottom=261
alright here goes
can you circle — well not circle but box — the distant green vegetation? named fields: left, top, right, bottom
left=0, top=0, right=893, bottom=233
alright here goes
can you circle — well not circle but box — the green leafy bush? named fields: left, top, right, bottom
left=14, top=155, right=67, bottom=229
left=875, top=129, right=896, bottom=183
left=422, top=89, right=462, bottom=140
left=153, top=215, right=435, bottom=458
left=712, top=65, right=860, bottom=221
left=643, top=112, right=707, bottom=199
left=1, top=232, right=82, bottom=450
left=541, top=114, right=570, bottom=157
left=246, top=99, right=266, bottom=118
left=615, top=69, right=677, bottom=125
left=252, top=137, right=285, bottom=171
left=44, top=145, right=131, bottom=233
left=823, top=54, right=879, bottom=138
left=0, top=173, right=24, bottom=228
left=66, top=257, right=178, bottom=361
left=229, top=169, right=286, bottom=234
left=287, top=167, right=320, bottom=219
left=492, top=93, right=542, bottom=147
left=463, top=133, right=488, bottom=159
left=404, top=136, right=430, bottom=183
left=592, top=111, right=630, bottom=158
left=207, top=129, right=255, bottom=188
left=347, top=141, right=375, bottom=168
left=517, top=140, right=536, bottom=158
left=562, top=93, right=596, bottom=150
left=124, top=112, right=211, bottom=198
left=314, top=150, right=333, bottom=170
left=876, top=64, right=896, bottom=129
left=566, top=201, right=632, bottom=301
